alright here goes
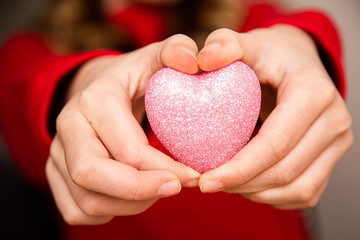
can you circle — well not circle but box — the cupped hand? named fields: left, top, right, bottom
left=45, top=35, right=201, bottom=225
left=197, top=25, right=353, bottom=209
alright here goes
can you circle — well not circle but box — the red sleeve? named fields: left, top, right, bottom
left=0, top=32, right=120, bottom=186
left=0, top=4, right=346, bottom=189
left=241, top=3, right=346, bottom=99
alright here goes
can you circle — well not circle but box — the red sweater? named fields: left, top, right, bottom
left=0, top=3, right=345, bottom=240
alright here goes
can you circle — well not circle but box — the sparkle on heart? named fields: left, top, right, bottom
left=145, top=61, right=261, bottom=173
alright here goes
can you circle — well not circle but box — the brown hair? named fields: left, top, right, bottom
left=39, top=0, right=244, bottom=54
left=168, top=0, right=245, bottom=49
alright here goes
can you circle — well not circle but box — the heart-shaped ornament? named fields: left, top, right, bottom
left=145, top=61, right=261, bottom=173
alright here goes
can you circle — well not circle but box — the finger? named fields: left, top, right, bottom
left=159, top=34, right=199, bottom=74
left=51, top=142, right=158, bottom=216
left=112, top=34, right=199, bottom=99
left=56, top=112, right=183, bottom=201
left=73, top=79, right=200, bottom=185
left=271, top=181, right=328, bottom=210
left=197, top=28, right=250, bottom=71
left=128, top=34, right=199, bottom=83
left=200, top=67, right=337, bottom=193
left=198, top=26, right=321, bottom=86
left=226, top=94, right=351, bottom=193
left=49, top=140, right=158, bottom=217
left=199, top=26, right=337, bottom=192
left=240, top=129, right=353, bottom=208
left=45, top=158, right=112, bottom=225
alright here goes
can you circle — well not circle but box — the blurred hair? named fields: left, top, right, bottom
left=169, top=0, right=245, bottom=49
left=38, top=0, right=244, bottom=53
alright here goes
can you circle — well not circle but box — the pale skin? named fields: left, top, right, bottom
left=197, top=26, right=353, bottom=210
left=46, top=37, right=202, bottom=225
left=46, top=1, right=353, bottom=225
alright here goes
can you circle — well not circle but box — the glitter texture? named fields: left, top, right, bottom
left=145, top=61, right=261, bottom=173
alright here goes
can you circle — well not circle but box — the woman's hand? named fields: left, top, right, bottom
left=45, top=35, right=201, bottom=225
left=197, top=25, right=353, bottom=209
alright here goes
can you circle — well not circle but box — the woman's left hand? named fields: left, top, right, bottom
left=197, top=25, right=353, bottom=209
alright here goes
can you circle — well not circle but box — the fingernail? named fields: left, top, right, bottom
left=179, top=46, right=197, bottom=61
left=200, top=180, right=224, bottom=193
left=201, top=42, right=221, bottom=52
left=183, top=178, right=199, bottom=188
left=158, top=180, right=181, bottom=197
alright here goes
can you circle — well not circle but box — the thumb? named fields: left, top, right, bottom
left=159, top=34, right=199, bottom=74
left=197, top=28, right=257, bottom=72
left=122, top=34, right=199, bottom=98
left=142, top=34, right=199, bottom=75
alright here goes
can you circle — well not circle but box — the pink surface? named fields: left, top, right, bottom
left=145, top=61, right=261, bottom=173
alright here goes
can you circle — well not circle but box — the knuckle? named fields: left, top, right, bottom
left=243, top=192, right=262, bottom=203
left=78, top=194, right=101, bottom=216
left=78, top=88, right=92, bottom=108
left=130, top=201, right=154, bottom=215
left=62, top=209, right=86, bottom=226
left=335, top=110, right=353, bottom=134
left=68, top=156, right=92, bottom=187
left=273, top=165, right=296, bottom=186
left=86, top=85, right=125, bottom=110
left=296, top=184, right=315, bottom=203
left=124, top=179, right=145, bottom=201
left=55, top=109, right=69, bottom=134
left=300, top=78, right=336, bottom=110
left=63, top=210, right=112, bottom=225
left=232, top=165, right=252, bottom=184
left=319, top=82, right=337, bottom=106
left=49, top=142, right=57, bottom=158
left=267, top=134, right=290, bottom=163
left=120, top=144, right=145, bottom=169
left=77, top=87, right=102, bottom=112
left=303, top=197, right=320, bottom=209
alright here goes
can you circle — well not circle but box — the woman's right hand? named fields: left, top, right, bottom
left=45, top=35, right=201, bottom=225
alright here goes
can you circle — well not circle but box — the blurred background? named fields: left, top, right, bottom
left=0, top=0, right=359, bottom=239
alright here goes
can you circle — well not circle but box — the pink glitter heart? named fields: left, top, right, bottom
left=145, top=61, right=261, bottom=173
